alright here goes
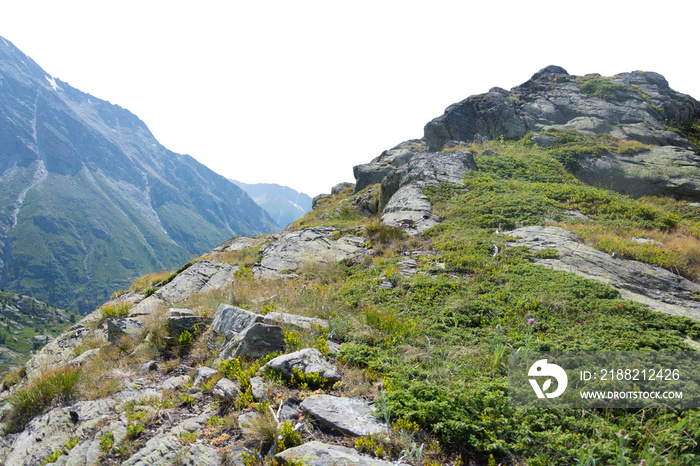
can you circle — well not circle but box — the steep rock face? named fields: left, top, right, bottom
left=0, top=37, right=277, bottom=313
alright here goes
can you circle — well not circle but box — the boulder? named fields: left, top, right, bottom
left=506, top=226, right=700, bottom=319
left=218, top=323, right=285, bottom=360
left=331, top=182, right=355, bottom=195
left=353, top=139, right=425, bottom=193
left=166, top=308, right=210, bottom=336
left=249, top=376, right=268, bottom=401
left=161, top=375, right=190, bottom=391
left=106, top=318, right=145, bottom=343
left=380, top=181, right=440, bottom=235
left=192, top=366, right=218, bottom=388
left=252, top=228, right=368, bottom=279
left=300, top=395, right=389, bottom=436
left=275, top=441, right=397, bottom=466
left=212, top=377, right=241, bottom=402
left=265, top=348, right=341, bottom=383
left=211, top=304, right=264, bottom=339
left=155, top=259, right=237, bottom=303
left=263, top=311, right=329, bottom=331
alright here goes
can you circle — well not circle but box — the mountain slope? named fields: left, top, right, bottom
left=231, top=180, right=312, bottom=228
left=0, top=37, right=278, bottom=313
left=1, top=66, right=700, bottom=466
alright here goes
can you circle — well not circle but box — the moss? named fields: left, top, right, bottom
left=578, top=76, right=631, bottom=101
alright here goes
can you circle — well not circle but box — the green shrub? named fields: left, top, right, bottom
left=98, top=432, right=114, bottom=452
left=578, top=76, right=630, bottom=101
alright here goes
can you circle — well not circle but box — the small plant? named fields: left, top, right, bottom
left=179, top=431, right=197, bottom=445
left=99, top=302, right=131, bottom=319
left=99, top=432, right=114, bottom=453
left=42, top=449, right=62, bottom=465
left=126, top=423, right=144, bottom=439
left=177, top=329, right=193, bottom=346
left=288, top=367, right=328, bottom=389
left=276, top=421, right=302, bottom=452
left=181, top=394, right=195, bottom=407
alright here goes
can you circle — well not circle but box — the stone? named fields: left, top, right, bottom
left=192, top=366, right=219, bottom=388
left=300, top=395, right=389, bottom=436
left=212, top=377, right=241, bottom=402
left=166, top=308, right=210, bottom=336
left=211, top=304, right=264, bottom=339
left=265, top=348, right=341, bottom=383
left=275, top=441, right=397, bottom=466
left=219, top=323, right=286, bottom=360
left=106, top=318, right=145, bottom=343
left=155, top=259, right=238, bottom=303
left=139, top=360, right=158, bottom=373
left=312, top=193, right=331, bottom=210
left=161, top=375, right=190, bottom=391
left=331, top=182, right=355, bottom=195
left=263, top=311, right=329, bottom=331
left=249, top=376, right=268, bottom=401
left=252, top=228, right=368, bottom=279
left=505, top=226, right=700, bottom=319
left=380, top=181, right=440, bottom=235
left=353, top=139, right=424, bottom=193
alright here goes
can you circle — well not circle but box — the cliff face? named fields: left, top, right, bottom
left=1, top=66, right=699, bottom=465
left=0, top=37, right=278, bottom=313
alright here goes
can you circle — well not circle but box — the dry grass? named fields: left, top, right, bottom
left=129, top=271, right=172, bottom=294
left=563, top=222, right=700, bottom=279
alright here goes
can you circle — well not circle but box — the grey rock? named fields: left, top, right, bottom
left=425, top=66, right=700, bottom=152
left=312, top=193, right=331, bottom=210
left=353, top=139, right=424, bottom=193
left=531, top=132, right=555, bottom=147
left=2, top=398, right=116, bottom=466
left=575, top=146, right=700, bottom=200
left=212, top=378, right=241, bottom=402
left=122, top=414, right=219, bottom=466
left=263, top=311, right=329, bottom=331
left=210, top=235, right=264, bottom=254
left=379, top=150, right=477, bottom=210
left=68, top=347, right=101, bottom=367
left=300, top=395, right=389, bottom=436
left=275, top=441, right=397, bottom=466
left=219, top=323, right=286, bottom=360
left=161, top=375, right=191, bottom=391
left=156, top=259, right=237, bottom=303
left=211, top=304, right=264, bottom=340
left=166, top=308, right=210, bottom=336
left=265, top=348, right=341, bottom=383
left=249, top=376, right=268, bottom=401
left=192, top=366, right=219, bottom=388
left=106, top=318, right=145, bottom=343
left=139, top=360, right=158, bottom=373
left=380, top=181, right=440, bottom=235
left=331, top=182, right=355, bottom=195
left=253, top=228, right=368, bottom=279
left=506, top=226, right=700, bottom=319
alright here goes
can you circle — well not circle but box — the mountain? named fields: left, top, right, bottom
left=230, top=180, right=312, bottom=228
left=0, top=37, right=278, bottom=313
left=1, top=66, right=700, bottom=465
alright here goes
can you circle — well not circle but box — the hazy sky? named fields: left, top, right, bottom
left=1, top=1, right=698, bottom=196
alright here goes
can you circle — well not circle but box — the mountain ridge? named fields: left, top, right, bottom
left=230, top=180, right=312, bottom=228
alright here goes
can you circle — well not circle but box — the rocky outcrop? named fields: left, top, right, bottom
left=506, top=226, right=700, bottom=319
left=253, top=228, right=368, bottom=279
left=155, top=260, right=237, bottom=303
left=211, top=304, right=264, bottom=339
left=353, top=139, right=426, bottom=193
left=575, top=146, right=700, bottom=199
left=424, top=66, right=700, bottom=151
left=218, top=323, right=286, bottom=360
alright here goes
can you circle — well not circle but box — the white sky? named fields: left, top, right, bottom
left=1, top=1, right=698, bottom=196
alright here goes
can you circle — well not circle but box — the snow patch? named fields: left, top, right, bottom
left=45, top=75, right=62, bottom=92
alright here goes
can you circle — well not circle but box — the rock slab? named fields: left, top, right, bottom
left=300, top=395, right=388, bottom=436
left=275, top=441, right=397, bottom=466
